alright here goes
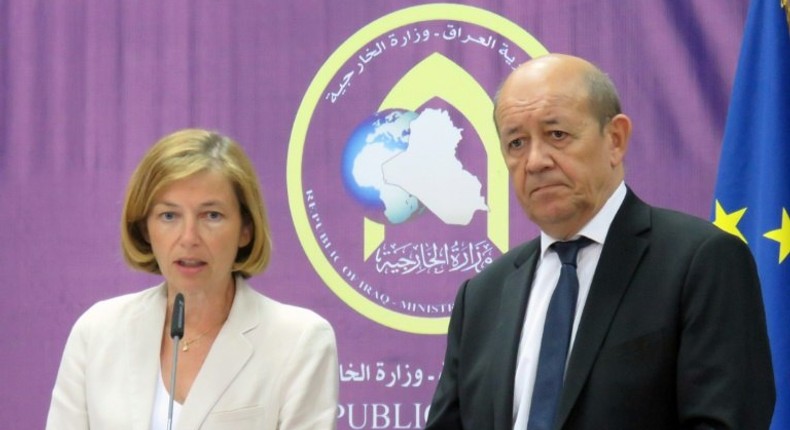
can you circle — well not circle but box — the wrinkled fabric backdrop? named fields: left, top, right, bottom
left=0, top=1, right=751, bottom=429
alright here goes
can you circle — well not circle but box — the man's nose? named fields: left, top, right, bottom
left=525, top=141, right=553, bottom=173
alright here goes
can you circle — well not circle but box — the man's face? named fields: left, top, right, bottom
left=494, top=60, right=627, bottom=239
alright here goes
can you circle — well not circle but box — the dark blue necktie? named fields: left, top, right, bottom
left=527, top=237, right=592, bottom=430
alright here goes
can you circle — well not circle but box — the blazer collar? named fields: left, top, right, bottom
left=556, top=188, right=651, bottom=428
left=491, top=240, right=541, bottom=430
left=127, top=284, right=168, bottom=430
left=123, top=278, right=261, bottom=430
left=177, top=276, right=259, bottom=430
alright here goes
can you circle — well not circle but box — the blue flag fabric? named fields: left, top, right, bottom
left=712, top=0, right=790, bottom=428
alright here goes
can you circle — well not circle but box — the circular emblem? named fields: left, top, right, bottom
left=288, top=3, right=548, bottom=334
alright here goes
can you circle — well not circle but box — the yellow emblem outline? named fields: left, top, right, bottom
left=287, top=3, right=548, bottom=334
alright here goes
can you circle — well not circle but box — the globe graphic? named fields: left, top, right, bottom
left=342, top=109, right=424, bottom=224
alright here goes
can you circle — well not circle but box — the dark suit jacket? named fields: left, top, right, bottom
left=426, top=190, right=775, bottom=430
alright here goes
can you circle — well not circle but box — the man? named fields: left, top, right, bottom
left=425, top=54, right=775, bottom=429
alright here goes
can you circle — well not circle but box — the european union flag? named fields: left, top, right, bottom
left=712, top=0, right=790, bottom=428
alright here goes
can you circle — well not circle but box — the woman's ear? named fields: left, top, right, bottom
left=139, top=221, right=150, bottom=244
left=239, top=221, right=253, bottom=248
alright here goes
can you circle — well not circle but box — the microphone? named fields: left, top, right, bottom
left=167, top=293, right=185, bottom=430
left=171, top=293, right=185, bottom=339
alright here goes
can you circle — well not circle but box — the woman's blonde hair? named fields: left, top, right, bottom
left=121, top=128, right=271, bottom=278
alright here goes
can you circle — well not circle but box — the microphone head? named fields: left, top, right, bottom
left=170, top=293, right=185, bottom=339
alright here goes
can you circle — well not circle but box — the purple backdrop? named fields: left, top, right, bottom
left=0, top=1, right=748, bottom=429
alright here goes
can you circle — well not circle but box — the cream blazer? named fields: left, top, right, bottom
left=46, top=277, right=339, bottom=430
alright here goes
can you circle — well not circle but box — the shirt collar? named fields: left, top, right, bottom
left=539, top=181, right=627, bottom=256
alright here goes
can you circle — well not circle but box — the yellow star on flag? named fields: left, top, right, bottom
left=763, top=208, right=790, bottom=264
left=713, top=200, right=748, bottom=243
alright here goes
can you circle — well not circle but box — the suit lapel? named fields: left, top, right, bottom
left=556, top=191, right=651, bottom=428
left=128, top=285, right=168, bottom=430
left=177, top=278, right=257, bottom=430
left=492, top=241, right=540, bottom=430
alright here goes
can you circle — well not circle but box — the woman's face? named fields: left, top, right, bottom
left=146, top=169, right=251, bottom=293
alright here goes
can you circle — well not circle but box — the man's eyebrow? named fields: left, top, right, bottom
left=540, top=117, right=561, bottom=126
left=501, top=125, right=520, bottom=137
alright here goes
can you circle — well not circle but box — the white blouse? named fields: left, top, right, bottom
left=151, top=368, right=182, bottom=430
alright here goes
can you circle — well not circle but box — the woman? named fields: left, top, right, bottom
left=47, top=129, right=339, bottom=429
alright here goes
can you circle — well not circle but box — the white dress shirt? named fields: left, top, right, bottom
left=512, top=182, right=626, bottom=429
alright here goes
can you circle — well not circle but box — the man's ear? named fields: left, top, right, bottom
left=607, top=113, right=632, bottom=166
